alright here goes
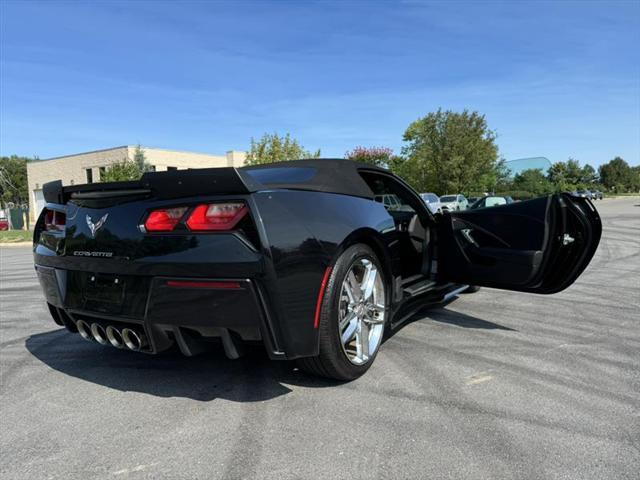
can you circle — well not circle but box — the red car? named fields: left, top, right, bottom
left=0, top=213, right=9, bottom=231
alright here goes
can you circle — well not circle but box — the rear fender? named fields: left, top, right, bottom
left=250, top=190, right=397, bottom=359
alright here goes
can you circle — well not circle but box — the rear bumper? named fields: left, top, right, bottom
left=35, top=264, right=284, bottom=359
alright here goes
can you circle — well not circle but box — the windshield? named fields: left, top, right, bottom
left=440, top=195, right=457, bottom=202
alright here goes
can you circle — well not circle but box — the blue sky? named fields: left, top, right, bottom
left=1, top=1, right=638, bottom=167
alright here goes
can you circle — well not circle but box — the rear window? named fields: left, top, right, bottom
left=243, top=167, right=317, bottom=185
left=440, top=195, right=456, bottom=202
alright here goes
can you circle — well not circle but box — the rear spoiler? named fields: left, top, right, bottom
left=43, top=167, right=260, bottom=203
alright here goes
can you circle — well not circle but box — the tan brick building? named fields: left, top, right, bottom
left=27, top=146, right=246, bottom=221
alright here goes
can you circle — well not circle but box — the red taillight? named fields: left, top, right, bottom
left=143, top=203, right=247, bottom=233
left=186, top=203, right=247, bottom=231
left=144, top=207, right=187, bottom=232
left=44, top=209, right=66, bottom=231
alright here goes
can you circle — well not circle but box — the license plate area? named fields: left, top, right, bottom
left=84, top=273, right=125, bottom=305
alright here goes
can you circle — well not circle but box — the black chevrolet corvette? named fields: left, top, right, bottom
left=34, top=159, right=601, bottom=380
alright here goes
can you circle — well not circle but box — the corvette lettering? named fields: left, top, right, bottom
left=73, top=251, right=114, bottom=258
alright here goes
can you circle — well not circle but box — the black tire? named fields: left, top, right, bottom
left=297, top=244, right=387, bottom=381
left=462, top=285, right=481, bottom=293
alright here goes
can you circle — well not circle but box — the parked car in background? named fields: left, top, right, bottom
left=419, top=192, right=442, bottom=214
left=439, top=194, right=469, bottom=211
left=469, top=195, right=515, bottom=210
left=591, top=190, right=604, bottom=200
left=575, top=189, right=593, bottom=199
left=0, top=211, right=9, bottom=231
left=375, top=194, right=401, bottom=210
left=374, top=194, right=413, bottom=212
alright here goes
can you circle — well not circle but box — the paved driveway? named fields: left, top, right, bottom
left=1, top=197, right=639, bottom=479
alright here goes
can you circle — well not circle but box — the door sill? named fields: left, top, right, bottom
left=402, top=278, right=437, bottom=297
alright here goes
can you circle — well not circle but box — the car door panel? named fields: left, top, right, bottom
left=438, top=194, right=601, bottom=294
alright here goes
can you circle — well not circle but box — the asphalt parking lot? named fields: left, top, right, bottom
left=1, top=197, right=639, bottom=480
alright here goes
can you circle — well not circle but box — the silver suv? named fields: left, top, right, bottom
left=420, top=192, right=442, bottom=214
left=439, top=194, right=469, bottom=211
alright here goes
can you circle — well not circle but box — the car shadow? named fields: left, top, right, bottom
left=25, top=329, right=342, bottom=402
left=422, top=307, right=516, bottom=330
left=391, top=304, right=516, bottom=334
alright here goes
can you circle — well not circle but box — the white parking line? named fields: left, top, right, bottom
left=466, top=374, right=493, bottom=385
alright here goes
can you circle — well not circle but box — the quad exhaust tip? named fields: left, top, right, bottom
left=106, top=326, right=124, bottom=349
left=76, top=320, right=93, bottom=342
left=90, top=323, right=108, bottom=345
left=122, top=328, right=147, bottom=351
left=76, top=320, right=146, bottom=351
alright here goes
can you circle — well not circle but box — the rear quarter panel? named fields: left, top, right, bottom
left=251, top=190, right=398, bottom=358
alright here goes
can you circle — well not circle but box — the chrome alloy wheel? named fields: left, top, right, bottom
left=338, top=257, right=386, bottom=365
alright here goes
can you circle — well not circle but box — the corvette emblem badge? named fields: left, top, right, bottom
left=86, top=214, right=109, bottom=238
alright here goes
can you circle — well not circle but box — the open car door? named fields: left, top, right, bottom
left=437, top=194, right=601, bottom=294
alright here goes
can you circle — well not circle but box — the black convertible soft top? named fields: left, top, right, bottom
left=240, top=159, right=384, bottom=199
left=43, top=159, right=386, bottom=204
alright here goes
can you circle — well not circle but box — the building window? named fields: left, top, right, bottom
left=167, top=166, right=177, bottom=171
left=86, top=168, right=93, bottom=183
left=99, top=167, right=106, bottom=180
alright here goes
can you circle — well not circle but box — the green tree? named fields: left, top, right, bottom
left=632, top=166, right=640, bottom=192
left=397, top=109, right=499, bottom=193
left=101, top=146, right=152, bottom=182
left=0, top=155, right=30, bottom=205
left=101, top=159, right=144, bottom=182
left=512, top=169, right=554, bottom=196
left=245, top=133, right=320, bottom=165
left=598, top=157, right=639, bottom=192
left=133, top=145, right=152, bottom=173
left=564, top=158, right=583, bottom=185
left=547, top=161, right=570, bottom=191
left=485, top=157, right=511, bottom=193
left=547, top=158, right=598, bottom=191
left=581, top=164, right=598, bottom=185
left=344, top=146, right=396, bottom=167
